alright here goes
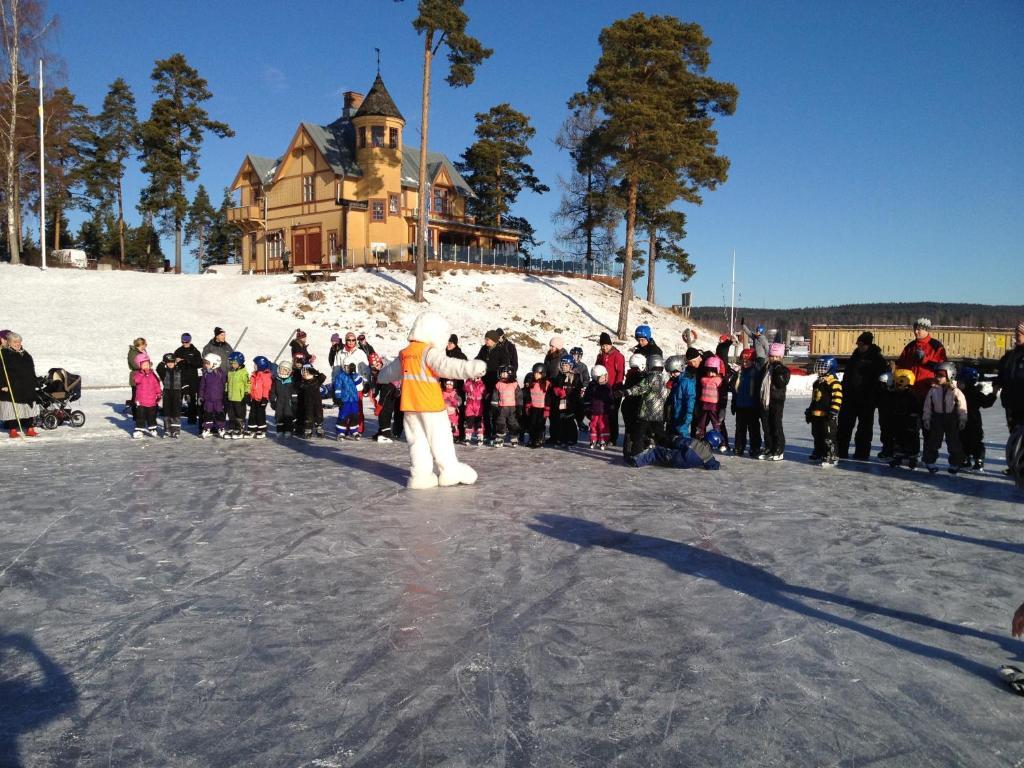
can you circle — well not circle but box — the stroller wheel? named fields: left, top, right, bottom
left=70, top=410, right=86, bottom=428
left=41, top=412, right=59, bottom=430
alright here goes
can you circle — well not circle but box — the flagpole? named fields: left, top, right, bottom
left=729, top=250, right=736, bottom=336
left=38, top=58, right=46, bottom=271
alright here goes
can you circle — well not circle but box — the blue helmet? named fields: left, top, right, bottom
left=228, top=351, right=245, bottom=366
left=958, top=366, right=980, bottom=386
left=814, top=356, right=837, bottom=376
left=559, top=354, right=574, bottom=368
left=755, top=325, right=766, bottom=335
left=253, top=355, right=271, bottom=371
left=634, top=324, right=653, bottom=341
left=705, top=430, right=723, bottom=450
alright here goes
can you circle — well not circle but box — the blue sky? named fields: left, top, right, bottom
left=48, top=0, right=1023, bottom=308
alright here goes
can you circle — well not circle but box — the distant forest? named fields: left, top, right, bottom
left=687, top=303, right=1024, bottom=338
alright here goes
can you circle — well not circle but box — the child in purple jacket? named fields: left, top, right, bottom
left=198, top=353, right=227, bottom=438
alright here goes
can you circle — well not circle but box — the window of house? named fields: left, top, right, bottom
left=389, top=127, right=399, bottom=149
left=358, top=127, right=366, bottom=148
left=371, top=125, right=385, bottom=148
left=433, top=187, right=447, bottom=215
left=371, top=200, right=385, bottom=222
left=328, top=231, right=337, bottom=256
left=303, top=174, right=314, bottom=203
left=388, top=193, right=400, bottom=215
left=267, top=231, right=283, bottom=261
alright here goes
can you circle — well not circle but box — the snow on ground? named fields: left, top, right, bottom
left=1, top=263, right=717, bottom=388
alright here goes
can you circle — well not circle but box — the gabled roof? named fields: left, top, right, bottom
left=301, top=118, right=362, bottom=178
left=354, top=74, right=404, bottom=121
left=401, top=146, right=474, bottom=198
left=248, top=155, right=278, bottom=185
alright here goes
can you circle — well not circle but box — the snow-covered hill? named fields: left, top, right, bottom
left=1, top=264, right=716, bottom=387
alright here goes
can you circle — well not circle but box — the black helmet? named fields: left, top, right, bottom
left=498, top=365, right=513, bottom=378
left=531, top=363, right=545, bottom=375
left=162, top=352, right=176, bottom=364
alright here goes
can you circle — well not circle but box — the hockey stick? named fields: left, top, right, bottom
left=232, top=326, right=249, bottom=351
left=273, top=329, right=298, bottom=365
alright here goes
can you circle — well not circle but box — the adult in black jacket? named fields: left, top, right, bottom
left=446, top=334, right=468, bottom=361
left=477, top=330, right=510, bottom=437
left=632, top=337, right=663, bottom=359
left=996, top=323, right=1024, bottom=432
left=290, top=329, right=312, bottom=360
left=0, top=333, right=38, bottom=435
left=836, top=331, right=889, bottom=459
left=202, top=327, right=234, bottom=369
left=544, top=336, right=567, bottom=381
left=496, top=328, right=518, bottom=377
left=174, top=333, right=203, bottom=424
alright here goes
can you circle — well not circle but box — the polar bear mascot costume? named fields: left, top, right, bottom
left=378, top=311, right=486, bottom=489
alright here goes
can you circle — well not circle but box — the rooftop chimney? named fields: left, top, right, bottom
left=343, top=91, right=364, bottom=117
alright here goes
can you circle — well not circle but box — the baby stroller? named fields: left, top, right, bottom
left=35, top=368, right=85, bottom=430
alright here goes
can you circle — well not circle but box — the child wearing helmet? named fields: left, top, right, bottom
left=130, top=354, right=161, bottom=439
left=246, top=356, right=273, bottom=439
left=731, top=348, right=763, bottom=458
left=584, top=364, right=613, bottom=449
left=270, top=360, right=298, bottom=437
left=806, top=357, right=843, bottom=466
left=198, top=353, right=227, bottom=438
left=463, top=373, right=486, bottom=445
left=759, top=343, right=790, bottom=460
left=489, top=366, right=520, bottom=447
left=333, top=363, right=364, bottom=440
left=624, top=354, right=671, bottom=457
left=921, top=363, right=967, bottom=474
left=620, top=353, right=648, bottom=455
left=295, top=363, right=327, bottom=438
left=626, top=431, right=722, bottom=471
left=876, top=369, right=896, bottom=460
left=888, top=369, right=921, bottom=469
left=156, top=352, right=184, bottom=438
left=442, top=380, right=462, bottom=439
left=957, top=367, right=997, bottom=471
left=225, top=352, right=250, bottom=439
left=367, top=353, right=397, bottom=442
left=664, top=352, right=697, bottom=440
left=525, top=364, right=551, bottom=448
left=632, top=325, right=663, bottom=358
left=551, top=355, right=583, bottom=448
left=695, top=356, right=728, bottom=452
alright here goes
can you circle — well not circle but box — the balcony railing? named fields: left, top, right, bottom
left=227, top=205, right=262, bottom=223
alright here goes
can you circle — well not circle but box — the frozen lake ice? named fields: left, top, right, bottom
left=1, top=397, right=1022, bottom=767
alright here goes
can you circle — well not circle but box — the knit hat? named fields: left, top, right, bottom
left=278, top=360, right=293, bottom=374
left=0, top=329, right=10, bottom=341
left=599, top=332, right=613, bottom=346
left=684, top=348, right=702, bottom=361
left=769, top=342, right=785, bottom=357
left=214, top=326, right=225, bottom=336
left=719, top=333, right=731, bottom=343
left=495, top=328, right=505, bottom=337
left=857, top=331, right=873, bottom=345
left=180, top=332, right=192, bottom=343
left=1017, top=322, right=1024, bottom=334
left=913, top=318, right=931, bottom=330
left=295, top=329, right=307, bottom=339
left=330, top=333, right=341, bottom=343
left=550, top=336, right=564, bottom=349
left=485, top=330, right=501, bottom=343
left=449, top=333, right=459, bottom=345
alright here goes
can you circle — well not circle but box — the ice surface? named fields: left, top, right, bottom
left=1, top=403, right=1022, bottom=767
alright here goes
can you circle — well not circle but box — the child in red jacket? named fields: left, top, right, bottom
left=131, top=354, right=162, bottom=439
left=443, top=379, right=461, bottom=438
left=524, top=364, right=550, bottom=448
left=248, top=356, right=274, bottom=439
left=463, top=375, right=486, bottom=445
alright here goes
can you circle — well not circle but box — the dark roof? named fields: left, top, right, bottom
left=353, top=74, right=404, bottom=121
left=247, top=155, right=278, bottom=185
left=401, top=146, right=474, bottom=198
left=301, top=118, right=362, bottom=178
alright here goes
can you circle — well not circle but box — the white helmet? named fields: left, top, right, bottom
left=628, top=353, right=647, bottom=371
left=203, top=353, right=222, bottom=369
left=591, top=364, right=608, bottom=379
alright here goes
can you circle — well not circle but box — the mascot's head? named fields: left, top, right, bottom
left=408, top=311, right=450, bottom=349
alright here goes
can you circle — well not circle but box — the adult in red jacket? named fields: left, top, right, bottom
left=596, top=331, right=626, bottom=445
left=896, top=318, right=947, bottom=401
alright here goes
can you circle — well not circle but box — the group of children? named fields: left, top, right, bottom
left=128, top=327, right=998, bottom=480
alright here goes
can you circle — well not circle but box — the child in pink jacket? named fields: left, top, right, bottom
left=131, top=354, right=162, bottom=439
left=443, top=379, right=461, bottom=438
left=463, top=375, right=486, bottom=445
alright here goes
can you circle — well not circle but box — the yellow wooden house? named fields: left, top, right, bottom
left=228, top=74, right=520, bottom=272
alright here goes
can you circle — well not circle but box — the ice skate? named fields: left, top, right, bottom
left=375, top=434, right=392, bottom=443
left=200, top=429, right=211, bottom=439
left=998, top=665, right=1024, bottom=696
left=926, top=463, right=938, bottom=474
left=352, top=432, right=361, bottom=441
left=131, top=429, right=144, bottom=440
left=144, top=427, right=157, bottom=438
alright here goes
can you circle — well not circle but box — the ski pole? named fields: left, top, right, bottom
left=0, top=348, right=27, bottom=439
left=273, top=329, right=298, bottom=365
left=232, top=326, right=249, bottom=351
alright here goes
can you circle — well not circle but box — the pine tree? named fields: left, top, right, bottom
left=456, top=103, right=548, bottom=228
left=204, top=187, right=237, bottom=268
left=573, top=13, right=737, bottom=338
left=184, top=184, right=216, bottom=268
left=553, top=105, right=619, bottom=275
left=42, top=86, right=90, bottom=251
left=635, top=180, right=693, bottom=303
left=138, top=53, right=233, bottom=274
left=84, top=78, right=140, bottom=265
left=407, top=0, right=491, bottom=302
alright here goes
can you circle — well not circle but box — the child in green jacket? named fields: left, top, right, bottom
left=226, top=351, right=250, bottom=439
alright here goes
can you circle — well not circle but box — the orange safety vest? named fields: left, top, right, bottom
left=399, top=341, right=445, bottom=412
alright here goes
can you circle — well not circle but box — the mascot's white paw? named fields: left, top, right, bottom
left=408, top=472, right=440, bottom=490
left=439, top=463, right=478, bottom=487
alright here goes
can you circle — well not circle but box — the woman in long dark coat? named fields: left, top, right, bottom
left=0, top=332, right=39, bottom=437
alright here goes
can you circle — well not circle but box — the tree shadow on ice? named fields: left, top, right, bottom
left=895, top=525, right=1024, bottom=556
left=0, top=632, right=78, bottom=768
left=833, top=455, right=1019, bottom=502
left=528, top=514, right=1019, bottom=685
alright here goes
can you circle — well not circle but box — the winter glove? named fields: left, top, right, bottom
left=958, top=417, right=967, bottom=431
left=705, top=457, right=721, bottom=470
left=804, top=409, right=812, bottom=424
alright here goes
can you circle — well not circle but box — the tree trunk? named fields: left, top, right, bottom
left=53, top=203, right=60, bottom=250
left=175, top=221, right=182, bottom=273
left=4, top=1, right=20, bottom=264
left=414, top=30, right=433, bottom=303
left=117, top=173, right=125, bottom=266
left=646, top=227, right=656, bottom=304
left=616, top=176, right=638, bottom=339
left=584, top=168, right=593, bottom=277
